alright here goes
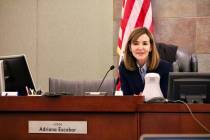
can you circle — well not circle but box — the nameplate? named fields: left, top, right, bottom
left=28, top=121, right=87, bottom=134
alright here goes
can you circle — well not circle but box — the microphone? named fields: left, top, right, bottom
left=97, top=65, right=115, bottom=92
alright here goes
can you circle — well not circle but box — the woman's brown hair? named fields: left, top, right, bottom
left=124, top=27, right=160, bottom=71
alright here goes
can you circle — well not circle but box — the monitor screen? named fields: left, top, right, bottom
left=0, top=60, right=5, bottom=92
left=0, top=55, right=35, bottom=96
left=167, top=72, right=210, bottom=103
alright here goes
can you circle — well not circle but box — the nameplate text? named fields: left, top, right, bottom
left=28, top=121, right=87, bottom=134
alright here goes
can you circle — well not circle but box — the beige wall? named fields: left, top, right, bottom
left=0, top=0, right=113, bottom=92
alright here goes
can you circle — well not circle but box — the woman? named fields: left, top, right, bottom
left=119, top=27, right=172, bottom=97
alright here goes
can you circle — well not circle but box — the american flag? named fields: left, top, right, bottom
left=116, top=0, right=154, bottom=91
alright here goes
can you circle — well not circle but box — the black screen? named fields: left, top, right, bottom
left=167, top=72, right=210, bottom=103
left=0, top=55, right=35, bottom=96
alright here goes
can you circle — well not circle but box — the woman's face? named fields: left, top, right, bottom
left=130, top=33, right=152, bottom=65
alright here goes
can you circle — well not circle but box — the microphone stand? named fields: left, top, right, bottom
left=97, top=65, right=114, bottom=92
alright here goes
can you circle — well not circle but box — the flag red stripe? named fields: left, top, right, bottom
left=135, top=0, right=151, bottom=27
left=118, top=38, right=122, bottom=50
left=149, top=20, right=154, bottom=32
left=120, top=0, right=135, bottom=44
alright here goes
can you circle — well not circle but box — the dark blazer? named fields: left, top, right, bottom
left=119, top=59, right=172, bottom=97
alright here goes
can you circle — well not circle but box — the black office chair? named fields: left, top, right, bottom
left=156, top=43, right=198, bottom=72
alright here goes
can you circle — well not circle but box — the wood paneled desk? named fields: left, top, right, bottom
left=0, top=96, right=209, bottom=140
left=0, top=96, right=142, bottom=140
left=137, top=103, right=210, bottom=137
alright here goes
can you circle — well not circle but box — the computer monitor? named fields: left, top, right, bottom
left=0, top=60, right=5, bottom=93
left=140, top=134, right=210, bottom=140
left=0, top=55, right=35, bottom=96
left=167, top=72, right=210, bottom=103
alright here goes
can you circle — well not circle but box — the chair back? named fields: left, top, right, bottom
left=49, top=78, right=115, bottom=96
left=156, top=43, right=198, bottom=72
